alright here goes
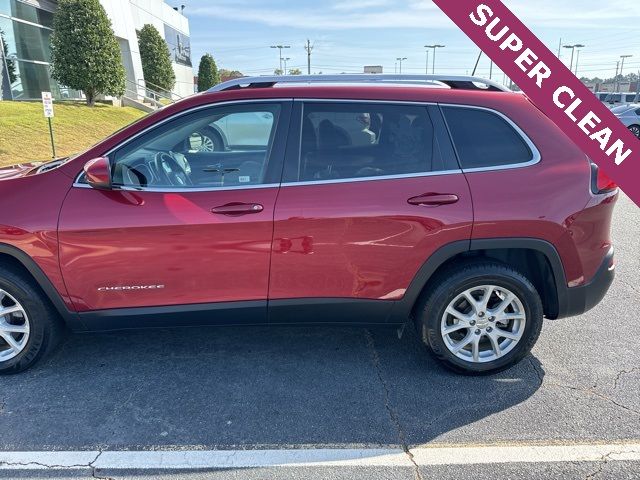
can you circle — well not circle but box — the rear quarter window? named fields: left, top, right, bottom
left=442, top=106, right=534, bottom=170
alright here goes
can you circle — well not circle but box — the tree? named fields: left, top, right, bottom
left=137, top=24, right=175, bottom=92
left=289, top=68, right=302, bottom=75
left=50, top=0, right=125, bottom=106
left=0, top=29, right=16, bottom=84
left=273, top=68, right=283, bottom=76
left=197, top=53, right=220, bottom=91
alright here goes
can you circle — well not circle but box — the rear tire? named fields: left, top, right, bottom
left=415, top=261, right=543, bottom=375
left=0, top=267, right=64, bottom=374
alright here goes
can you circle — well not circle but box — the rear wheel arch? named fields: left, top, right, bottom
left=394, top=238, right=567, bottom=323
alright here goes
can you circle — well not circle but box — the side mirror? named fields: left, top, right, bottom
left=84, top=157, right=111, bottom=190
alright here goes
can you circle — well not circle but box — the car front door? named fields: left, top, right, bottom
left=268, top=100, right=473, bottom=323
left=58, top=100, right=291, bottom=324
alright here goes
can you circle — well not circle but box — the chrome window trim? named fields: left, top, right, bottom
left=280, top=169, right=462, bottom=188
left=439, top=103, right=542, bottom=173
left=73, top=98, right=542, bottom=191
left=72, top=98, right=289, bottom=191
left=72, top=183, right=281, bottom=192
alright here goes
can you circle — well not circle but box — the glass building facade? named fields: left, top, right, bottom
left=0, top=0, right=79, bottom=100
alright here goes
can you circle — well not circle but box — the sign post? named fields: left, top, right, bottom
left=41, top=91, right=56, bottom=159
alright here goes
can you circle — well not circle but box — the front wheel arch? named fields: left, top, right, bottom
left=0, top=245, right=75, bottom=324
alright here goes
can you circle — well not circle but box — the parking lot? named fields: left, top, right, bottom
left=0, top=193, right=638, bottom=479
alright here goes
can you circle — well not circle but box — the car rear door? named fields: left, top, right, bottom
left=58, top=100, right=291, bottom=323
left=268, top=100, right=473, bottom=323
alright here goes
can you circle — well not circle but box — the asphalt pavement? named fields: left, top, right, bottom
left=0, top=193, right=638, bottom=479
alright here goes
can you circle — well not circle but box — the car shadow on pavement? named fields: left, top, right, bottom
left=0, top=324, right=544, bottom=450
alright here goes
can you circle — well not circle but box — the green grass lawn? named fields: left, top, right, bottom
left=0, top=101, right=145, bottom=167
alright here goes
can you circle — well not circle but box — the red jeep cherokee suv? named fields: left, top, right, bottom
left=0, top=75, right=617, bottom=374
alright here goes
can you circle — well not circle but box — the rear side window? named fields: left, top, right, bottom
left=443, top=107, right=534, bottom=170
left=286, top=102, right=455, bottom=183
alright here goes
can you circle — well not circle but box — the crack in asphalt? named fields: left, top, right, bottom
left=583, top=449, right=639, bottom=480
left=528, top=356, right=545, bottom=386
left=0, top=450, right=111, bottom=478
left=528, top=358, right=640, bottom=416
left=618, top=278, right=640, bottom=296
left=613, top=367, right=640, bottom=390
left=365, top=330, right=424, bottom=480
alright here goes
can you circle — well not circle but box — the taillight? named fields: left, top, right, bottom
left=590, top=161, right=618, bottom=194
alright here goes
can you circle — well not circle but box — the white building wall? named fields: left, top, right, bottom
left=99, top=0, right=145, bottom=96
left=99, top=0, right=193, bottom=99
left=129, top=0, right=193, bottom=98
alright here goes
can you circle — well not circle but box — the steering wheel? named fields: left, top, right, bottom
left=155, top=152, right=193, bottom=187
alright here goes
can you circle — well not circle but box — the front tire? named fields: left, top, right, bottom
left=415, top=262, right=543, bottom=375
left=0, top=267, right=63, bottom=374
left=629, top=125, right=640, bottom=139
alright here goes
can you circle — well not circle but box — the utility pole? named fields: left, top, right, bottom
left=425, top=44, right=445, bottom=74
left=635, top=70, right=640, bottom=103
left=304, top=39, right=314, bottom=75
left=424, top=48, right=429, bottom=75
left=614, top=61, right=620, bottom=93
left=396, top=57, right=407, bottom=74
left=270, top=45, right=290, bottom=74
left=619, top=54, right=632, bottom=92
left=472, top=50, right=482, bottom=76
left=557, top=38, right=562, bottom=59
left=575, top=49, right=581, bottom=76
left=489, top=60, right=494, bottom=80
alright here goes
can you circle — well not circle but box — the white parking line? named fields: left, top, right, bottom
left=1, top=443, right=639, bottom=470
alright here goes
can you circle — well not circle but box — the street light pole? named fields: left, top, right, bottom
left=396, top=57, right=407, bottom=74
left=425, top=45, right=445, bottom=74
left=283, top=57, right=290, bottom=75
left=270, top=45, right=290, bottom=74
left=563, top=44, right=585, bottom=73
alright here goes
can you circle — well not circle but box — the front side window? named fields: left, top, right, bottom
left=110, top=103, right=280, bottom=189
left=289, top=102, right=450, bottom=183
left=442, top=106, right=534, bottom=170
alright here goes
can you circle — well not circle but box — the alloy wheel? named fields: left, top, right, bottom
left=441, top=285, right=526, bottom=363
left=0, top=289, right=30, bottom=362
left=629, top=125, right=640, bottom=138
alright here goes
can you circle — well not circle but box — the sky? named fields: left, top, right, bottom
left=181, top=0, right=640, bottom=83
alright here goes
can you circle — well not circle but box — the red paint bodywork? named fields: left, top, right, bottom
left=0, top=85, right=617, bottom=318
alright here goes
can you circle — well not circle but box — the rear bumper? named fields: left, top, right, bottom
left=556, top=247, right=615, bottom=319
